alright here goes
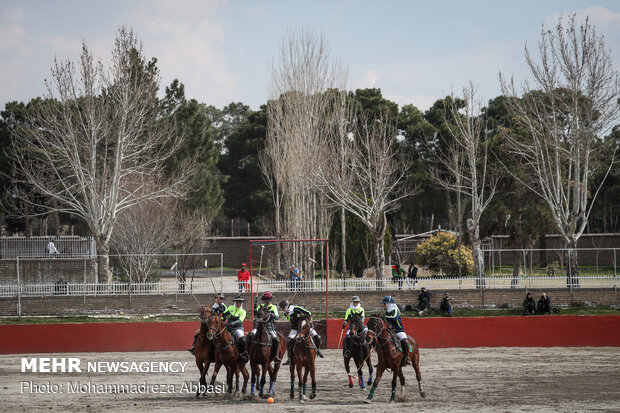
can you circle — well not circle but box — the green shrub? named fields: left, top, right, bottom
left=415, top=232, right=473, bottom=276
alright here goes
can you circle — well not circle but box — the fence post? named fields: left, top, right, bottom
left=16, top=256, right=22, bottom=316
left=83, top=257, right=86, bottom=303
left=614, top=248, right=617, bottom=303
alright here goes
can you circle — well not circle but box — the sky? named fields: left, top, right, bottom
left=1, top=0, right=619, bottom=112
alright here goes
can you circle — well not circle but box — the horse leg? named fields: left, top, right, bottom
left=250, top=361, right=257, bottom=397
left=366, top=346, right=374, bottom=386
left=289, top=362, right=295, bottom=399
left=226, top=367, right=233, bottom=396
left=259, top=362, right=267, bottom=397
left=195, top=359, right=205, bottom=397
left=389, top=369, right=399, bottom=403
left=209, top=360, right=222, bottom=388
left=233, top=367, right=240, bottom=397
left=309, top=356, right=317, bottom=400
left=397, top=369, right=407, bottom=401
left=364, top=364, right=385, bottom=403
left=411, top=341, right=426, bottom=398
left=344, top=355, right=354, bottom=388
left=267, top=360, right=276, bottom=396
left=241, top=365, right=249, bottom=395
left=297, top=362, right=305, bottom=402
left=354, top=355, right=365, bottom=389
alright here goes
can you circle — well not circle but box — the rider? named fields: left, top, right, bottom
left=279, top=299, right=324, bottom=365
left=222, top=295, right=248, bottom=360
left=187, top=293, right=225, bottom=354
left=382, top=295, right=411, bottom=366
left=246, top=291, right=281, bottom=362
left=342, top=296, right=368, bottom=357
left=212, top=292, right=226, bottom=314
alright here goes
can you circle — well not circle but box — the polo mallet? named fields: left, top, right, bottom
left=204, top=258, right=219, bottom=295
left=333, top=326, right=345, bottom=368
left=255, top=245, right=265, bottom=301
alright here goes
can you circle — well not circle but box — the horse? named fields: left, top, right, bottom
left=364, top=315, right=425, bottom=403
left=193, top=306, right=224, bottom=397
left=343, top=313, right=373, bottom=389
left=248, top=306, right=286, bottom=398
left=289, top=317, right=317, bottom=402
left=204, top=312, right=250, bottom=398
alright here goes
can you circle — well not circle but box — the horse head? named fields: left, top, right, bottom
left=200, top=305, right=211, bottom=322
left=349, top=313, right=364, bottom=338
left=298, top=317, right=311, bottom=339
left=205, top=313, right=222, bottom=341
left=366, top=314, right=385, bottom=342
left=255, top=305, right=271, bottom=323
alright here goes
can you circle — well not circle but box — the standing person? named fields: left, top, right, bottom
left=289, top=265, right=300, bottom=291
left=222, top=295, right=248, bottom=360
left=537, top=292, right=551, bottom=315
left=47, top=238, right=58, bottom=258
left=523, top=292, right=536, bottom=315
left=382, top=296, right=410, bottom=365
left=440, top=292, right=453, bottom=317
left=407, top=262, right=418, bottom=290
left=237, top=263, right=250, bottom=293
left=391, top=264, right=405, bottom=290
left=279, top=299, right=324, bottom=365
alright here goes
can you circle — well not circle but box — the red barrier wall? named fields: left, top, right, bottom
left=1, top=317, right=619, bottom=354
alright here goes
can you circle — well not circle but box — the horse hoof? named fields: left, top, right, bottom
left=310, top=393, right=316, bottom=400
left=349, top=383, right=353, bottom=388
left=388, top=399, right=395, bottom=404
left=420, top=391, right=427, bottom=398
left=364, top=399, right=372, bottom=404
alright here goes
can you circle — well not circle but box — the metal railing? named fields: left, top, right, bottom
left=1, top=275, right=617, bottom=298
left=0, top=236, right=96, bottom=259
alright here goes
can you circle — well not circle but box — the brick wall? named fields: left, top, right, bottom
left=0, top=258, right=97, bottom=284
left=1, top=287, right=616, bottom=316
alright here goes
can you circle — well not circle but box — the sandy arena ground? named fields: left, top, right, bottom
left=1, top=347, right=619, bottom=412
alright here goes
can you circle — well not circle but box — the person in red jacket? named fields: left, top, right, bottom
left=237, top=263, right=250, bottom=293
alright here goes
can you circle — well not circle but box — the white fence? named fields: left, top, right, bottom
left=0, top=236, right=96, bottom=259
left=0, top=275, right=617, bottom=298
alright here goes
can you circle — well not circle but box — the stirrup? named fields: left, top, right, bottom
left=283, top=359, right=291, bottom=366
left=187, top=347, right=195, bottom=355
left=343, top=349, right=351, bottom=357
left=316, top=349, right=324, bottom=358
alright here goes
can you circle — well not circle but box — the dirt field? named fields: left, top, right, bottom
left=1, top=347, right=619, bottom=412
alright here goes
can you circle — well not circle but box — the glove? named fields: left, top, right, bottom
left=342, top=321, right=347, bottom=329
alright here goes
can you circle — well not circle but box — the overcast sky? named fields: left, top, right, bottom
left=1, top=0, right=619, bottom=112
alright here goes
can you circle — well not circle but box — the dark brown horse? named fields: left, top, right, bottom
left=365, top=315, right=425, bottom=403
left=248, top=306, right=286, bottom=398
left=343, top=313, right=373, bottom=389
left=205, top=313, right=249, bottom=397
left=289, top=317, right=317, bottom=402
left=194, top=306, right=224, bottom=397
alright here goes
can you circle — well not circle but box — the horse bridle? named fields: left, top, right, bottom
left=367, top=315, right=388, bottom=349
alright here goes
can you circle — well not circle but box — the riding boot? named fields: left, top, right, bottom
left=400, top=338, right=411, bottom=365
left=283, top=339, right=294, bottom=366
left=312, top=335, right=324, bottom=358
left=238, top=336, right=248, bottom=361
left=270, top=336, right=280, bottom=362
left=187, top=333, right=199, bottom=354
left=343, top=334, right=351, bottom=357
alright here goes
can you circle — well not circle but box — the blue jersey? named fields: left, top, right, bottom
left=385, top=305, right=405, bottom=333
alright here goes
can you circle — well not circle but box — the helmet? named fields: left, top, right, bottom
left=261, top=291, right=273, bottom=301
left=382, top=296, right=395, bottom=304
left=233, top=295, right=244, bottom=302
left=241, top=263, right=246, bottom=267
left=351, top=296, right=361, bottom=302
left=216, top=293, right=225, bottom=300
left=279, top=299, right=290, bottom=310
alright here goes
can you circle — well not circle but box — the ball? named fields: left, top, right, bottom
left=267, top=397, right=275, bottom=404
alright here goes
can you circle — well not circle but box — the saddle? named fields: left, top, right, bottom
left=386, top=326, right=412, bottom=353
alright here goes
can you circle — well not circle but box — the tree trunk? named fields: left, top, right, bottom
left=511, top=249, right=521, bottom=288
left=96, top=235, right=111, bottom=283
left=566, top=240, right=580, bottom=287
left=471, top=226, right=485, bottom=288
left=275, top=186, right=281, bottom=277
left=539, top=234, right=547, bottom=268
left=340, top=206, right=346, bottom=277
left=373, top=213, right=387, bottom=282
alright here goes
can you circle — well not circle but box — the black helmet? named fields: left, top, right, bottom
left=216, top=293, right=225, bottom=299
left=233, top=295, right=244, bottom=302
left=279, top=299, right=290, bottom=310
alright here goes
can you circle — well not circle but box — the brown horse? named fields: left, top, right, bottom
left=289, top=317, right=317, bottom=402
left=205, top=313, right=249, bottom=397
left=194, top=306, right=224, bottom=397
left=365, top=315, right=425, bottom=403
left=343, top=313, right=373, bottom=389
left=248, top=306, right=286, bottom=398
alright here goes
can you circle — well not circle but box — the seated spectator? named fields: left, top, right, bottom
left=416, top=287, right=430, bottom=313
left=440, top=292, right=452, bottom=317
left=537, top=292, right=551, bottom=315
left=523, top=292, right=536, bottom=315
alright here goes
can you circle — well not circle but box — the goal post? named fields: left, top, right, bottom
left=249, top=239, right=329, bottom=319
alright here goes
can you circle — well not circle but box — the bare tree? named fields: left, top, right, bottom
left=8, top=27, right=188, bottom=282
left=434, top=84, right=500, bottom=287
left=110, top=183, right=176, bottom=283
left=500, top=15, right=620, bottom=284
left=262, top=29, right=348, bottom=276
left=315, top=113, right=415, bottom=280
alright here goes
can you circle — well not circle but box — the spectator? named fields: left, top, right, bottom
left=440, top=292, right=452, bottom=316
left=416, top=287, right=431, bottom=313
left=237, top=263, right=250, bottom=293
left=54, top=277, right=68, bottom=295
left=523, top=292, right=536, bottom=315
left=391, top=263, right=406, bottom=290
left=289, top=265, right=300, bottom=291
left=47, top=238, right=58, bottom=258
left=537, top=292, right=551, bottom=315
left=407, top=262, right=418, bottom=290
